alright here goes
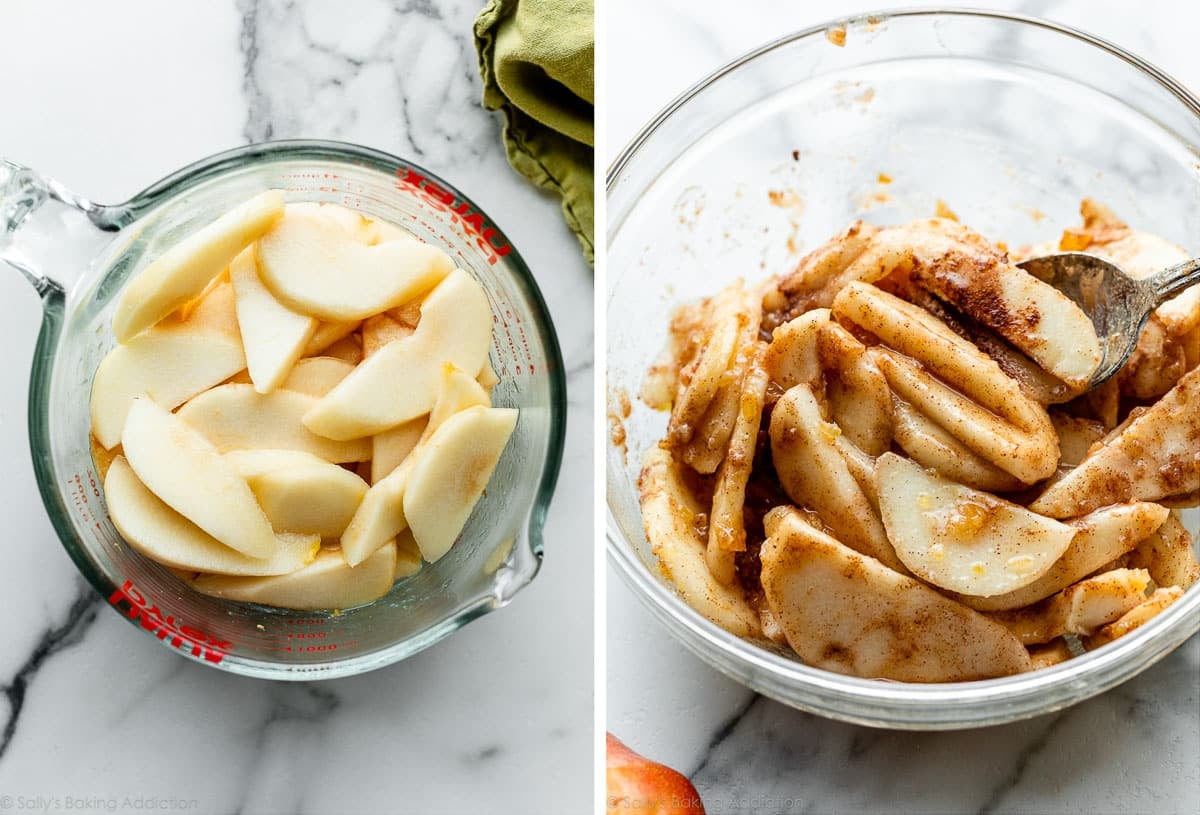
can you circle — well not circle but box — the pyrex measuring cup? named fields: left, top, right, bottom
left=0, top=141, right=565, bottom=678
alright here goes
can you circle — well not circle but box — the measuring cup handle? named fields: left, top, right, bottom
left=1148, top=256, right=1200, bottom=306
left=1, top=158, right=123, bottom=297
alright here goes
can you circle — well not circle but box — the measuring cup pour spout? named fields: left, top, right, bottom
left=1, top=158, right=125, bottom=299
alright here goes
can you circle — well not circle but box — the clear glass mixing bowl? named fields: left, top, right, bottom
left=607, top=9, right=1200, bottom=729
left=2, top=140, right=565, bottom=679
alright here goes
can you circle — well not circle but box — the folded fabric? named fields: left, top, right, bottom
left=475, top=0, right=594, bottom=264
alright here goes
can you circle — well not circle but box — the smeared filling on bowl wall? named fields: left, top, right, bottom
left=90, top=192, right=517, bottom=611
left=638, top=199, right=1200, bottom=682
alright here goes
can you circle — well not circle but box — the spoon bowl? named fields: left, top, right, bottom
left=1017, top=252, right=1200, bottom=388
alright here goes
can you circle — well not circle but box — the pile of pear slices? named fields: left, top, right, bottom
left=90, top=190, right=518, bottom=611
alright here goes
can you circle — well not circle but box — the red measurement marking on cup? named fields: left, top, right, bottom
left=394, top=168, right=512, bottom=266
left=108, top=581, right=232, bottom=664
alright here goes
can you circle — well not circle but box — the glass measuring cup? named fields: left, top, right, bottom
left=1, top=141, right=565, bottom=679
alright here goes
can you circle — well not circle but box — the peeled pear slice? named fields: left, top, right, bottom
left=1085, top=586, right=1185, bottom=649
left=769, top=384, right=903, bottom=573
left=371, top=420, right=426, bottom=484
left=278, top=356, right=355, bottom=397
left=666, top=283, right=745, bottom=449
left=225, top=449, right=368, bottom=538
left=362, top=313, right=413, bottom=357
left=287, top=202, right=378, bottom=244
left=817, top=320, right=892, bottom=456
left=256, top=208, right=452, bottom=320
left=342, top=367, right=496, bottom=561
left=1031, top=366, right=1200, bottom=517
left=477, top=360, right=500, bottom=394
left=1128, top=510, right=1200, bottom=589
left=394, top=529, right=423, bottom=578
left=404, top=406, right=518, bottom=562
left=113, top=190, right=284, bottom=341
left=303, top=320, right=360, bottom=356
left=340, top=460, right=410, bottom=566
left=105, top=456, right=319, bottom=575
left=638, top=447, right=761, bottom=638
left=372, top=220, right=417, bottom=244
left=877, top=453, right=1075, bottom=597
left=890, top=397, right=1023, bottom=492
left=989, top=568, right=1150, bottom=645
left=762, top=309, right=828, bottom=391
left=229, top=247, right=316, bottom=393
left=177, top=384, right=370, bottom=463
left=1050, top=412, right=1106, bottom=467
left=190, top=543, right=397, bottom=611
left=304, top=269, right=493, bottom=439
left=322, top=334, right=363, bottom=364
left=950, top=501, right=1169, bottom=612
left=90, top=325, right=246, bottom=450
left=121, top=397, right=276, bottom=558
left=760, top=506, right=1032, bottom=681
left=175, top=279, right=240, bottom=338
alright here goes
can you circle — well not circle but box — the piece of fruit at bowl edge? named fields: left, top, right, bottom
left=877, top=453, right=1076, bottom=597
left=404, top=405, right=519, bottom=563
left=120, top=397, right=277, bottom=558
left=176, top=384, right=370, bottom=463
left=89, top=323, right=246, bottom=449
left=606, top=733, right=707, bottom=814
left=228, top=246, right=317, bottom=394
left=224, top=449, right=368, bottom=539
left=255, top=207, right=452, bottom=321
left=303, top=269, right=494, bottom=439
left=112, top=190, right=284, bottom=342
left=105, top=456, right=319, bottom=575
left=189, top=544, right=397, bottom=611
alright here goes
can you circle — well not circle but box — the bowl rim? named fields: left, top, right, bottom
left=29, top=138, right=567, bottom=680
left=605, top=8, right=1200, bottom=728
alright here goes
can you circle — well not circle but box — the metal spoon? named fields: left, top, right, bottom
left=1016, top=252, right=1200, bottom=389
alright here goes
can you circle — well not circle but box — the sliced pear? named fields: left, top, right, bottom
left=1031, top=366, right=1200, bottom=517
left=1027, top=640, right=1074, bottom=670
left=362, top=313, right=413, bottom=357
left=817, top=320, right=892, bottom=456
left=190, top=543, right=397, bottom=611
left=776, top=220, right=879, bottom=310
left=371, top=420, right=426, bottom=484
left=304, top=269, right=493, bottom=439
left=1085, top=587, right=1185, bottom=649
left=278, top=356, right=355, bottom=397
left=121, top=397, right=275, bottom=558
left=1050, top=412, right=1106, bottom=467
left=288, top=202, right=378, bottom=244
left=394, top=528, right=423, bottom=578
left=988, top=568, right=1151, bottom=645
left=404, top=406, right=518, bottom=562
left=760, top=506, right=1032, bottom=681
left=256, top=208, right=452, bottom=320
left=322, top=334, right=363, bottom=364
left=638, top=447, right=761, bottom=637
left=177, top=384, right=370, bottom=463
left=113, top=190, right=284, bottom=341
left=665, top=283, right=744, bottom=448
left=877, top=453, right=1075, bottom=597
left=950, top=502, right=1169, bottom=612
left=303, top=319, right=360, bottom=356
left=910, top=250, right=1101, bottom=387
left=477, top=359, right=500, bottom=394
left=372, top=219, right=417, bottom=245
left=229, top=247, right=316, bottom=393
left=1128, top=510, right=1200, bottom=589
left=769, top=384, right=903, bottom=572
left=90, top=324, right=246, bottom=449
left=421, top=365, right=491, bottom=439
left=763, top=309, right=830, bottom=391
left=340, top=459, right=410, bottom=566
left=174, top=267, right=230, bottom=322
left=890, top=397, right=1024, bottom=492
left=709, top=354, right=769, bottom=561
left=178, top=279, right=240, bottom=338
left=105, top=456, right=319, bottom=575
left=225, top=449, right=368, bottom=538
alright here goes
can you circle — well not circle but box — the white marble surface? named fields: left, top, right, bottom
left=607, top=1, right=1200, bottom=813
left=0, top=2, right=592, bottom=814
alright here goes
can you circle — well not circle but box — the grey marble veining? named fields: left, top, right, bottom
left=0, top=2, right=593, bottom=813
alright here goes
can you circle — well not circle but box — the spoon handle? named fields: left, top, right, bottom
left=1147, top=256, right=1200, bottom=305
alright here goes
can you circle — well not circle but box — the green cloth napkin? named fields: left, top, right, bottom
left=475, top=0, right=594, bottom=264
